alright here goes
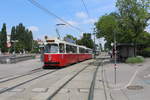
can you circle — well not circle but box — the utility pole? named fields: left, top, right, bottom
left=93, top=28, right=96, bottom=59
left=114, top=29, right=117, bottom=85
left=94, top=33, right=96, bottom=59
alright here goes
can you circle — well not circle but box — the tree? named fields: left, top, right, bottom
left=10, top=26, right=16, bottom=42
left=0, top=23, right=7, bottom=53
left=116, top=0, right=150, bottom=43
left=77, top=33, right=94, bottom=49
left=32, top=40, right=40, bottom=53
left=10, top=26, right=16, bottom=53
left=95, top=0, right=150, bottom=51
left=116, top=0, right=150, bottom=56
left=25, top=30, right=33, bottom=52
left=95, top=13, right=120, bottom=44
left=10, top=23, right=33, bottom=53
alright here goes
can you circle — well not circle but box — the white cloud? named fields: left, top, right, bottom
left=83, top=18, right=97, bottom=24
left=76, top=12, right=88, bottom=19
left=66, top=20, right=78, bottom=26
left=27, top=26, right=39, bottom=32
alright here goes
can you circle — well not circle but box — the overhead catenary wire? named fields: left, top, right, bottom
left=80, top=0, right=91, bottom=18
left=27, top=0, right=84, bottom=33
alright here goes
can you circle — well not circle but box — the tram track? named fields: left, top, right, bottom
left=0, top=59, right=96, bottom=100
left=32, top=62, right=95, bottom=100
left=0, top=69, right=57, bottom=94
left=47, top=65, right=89, bottom=100
left=32, top=59, right=103, bottom=100
left=46, top=60, right=103, bottom=100
left=101, top=60, right=109, bottom=100
left=88, top=60, right=102, bottom=100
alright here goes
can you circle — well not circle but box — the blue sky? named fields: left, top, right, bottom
left=0, top=0, right=117, bottom=40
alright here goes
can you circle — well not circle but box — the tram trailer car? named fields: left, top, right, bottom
left=43, top=38, right=92, bottom=67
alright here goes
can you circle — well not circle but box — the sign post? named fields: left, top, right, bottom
left=114, top=29, right=117, bottom=85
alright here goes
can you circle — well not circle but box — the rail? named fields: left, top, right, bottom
left=88, top=60, right=102, bottom=100
left=0, top=70, right=57, bottom=94
left=0, top=68, right=43, bottom=83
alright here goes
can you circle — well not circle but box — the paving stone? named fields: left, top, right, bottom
left=32, top=88, right=48, bottom=93
left=59, top=89, right=69, bottom=93
left=0, top=87, right=7, bottom=91
left=9, top=88, right=25, bottom=92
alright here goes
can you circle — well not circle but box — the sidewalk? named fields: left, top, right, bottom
left=104, top=58, right=150, bottom=100
left=0, top=58, right=43, bottom=78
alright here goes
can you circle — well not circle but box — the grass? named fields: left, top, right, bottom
left=125, top=56, right=144, bottom=64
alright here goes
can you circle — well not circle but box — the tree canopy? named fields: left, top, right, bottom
left=10, top=23, right=33, bottom=53
left=0, top=23, right=8, bottom=53
left=95, top=0, right=150, bottom=49
left=77, top=33, right=94, bottom=49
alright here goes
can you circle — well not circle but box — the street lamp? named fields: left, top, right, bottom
left=56, top=23, right=66, bottom=39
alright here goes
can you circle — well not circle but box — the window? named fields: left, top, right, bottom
left=79, top=47, right=86, bottom=53
left=66, top=44, right=77, bottom=53
left=66, top=44, right=71, bottom=53
left=72, top=46, right=77, bottom=53
left=44, top=44, right=58, bottom=53
left=59, top=43, right=65, bottom=53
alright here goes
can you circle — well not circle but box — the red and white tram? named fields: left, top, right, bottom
left=43, top=38, right=92, bottom=67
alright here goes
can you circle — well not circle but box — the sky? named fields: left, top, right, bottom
left=0, top=0, right=117, bottom=41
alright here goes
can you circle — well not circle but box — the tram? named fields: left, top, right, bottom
left=43, top=38, right=92, bottom=67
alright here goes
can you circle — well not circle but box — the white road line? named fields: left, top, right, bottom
left=112, top=68, right=141, bottom=90
left=124, top=68, right=140, bottom=88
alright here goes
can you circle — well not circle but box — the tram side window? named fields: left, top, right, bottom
left=86, top=49, right=88, bottom=53
left=66, top=45, right=77, bottom=53
left=72, top=46, right=77, bottom=53
left=66, top=44, right=72, bottom=53
left=59, top=43, right=65, bottom=53
left=79, top=47, right=86, bottom=53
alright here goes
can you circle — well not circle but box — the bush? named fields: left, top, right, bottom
left=126, top=56, right=144, bottom=63
left=141, top=47, right=150, bottom=57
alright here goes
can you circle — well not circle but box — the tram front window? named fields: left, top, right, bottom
left=44, top=44, right=58, bottom=53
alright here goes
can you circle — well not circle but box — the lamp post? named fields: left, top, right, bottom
left=56, top=23, right=66, bottom=39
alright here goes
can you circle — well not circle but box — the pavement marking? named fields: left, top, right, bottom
left=111, top=68, right=141, bottom=90
left=78, top=88, right=89, bottom=93
left=124, top=68, right=140, bottom=89
left=32, top=88, right=48, bottom=93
